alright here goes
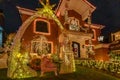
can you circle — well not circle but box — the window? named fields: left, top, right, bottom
left=68, top=17, right=80, bottom=31
left=33, top=19, right=50, bottom=35
left=31, top=41, right=53, bottom=54
left=92, top=29, right=96, bottom=41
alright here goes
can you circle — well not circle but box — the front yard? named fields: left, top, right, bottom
left=0, top=65, right=119, bottom=80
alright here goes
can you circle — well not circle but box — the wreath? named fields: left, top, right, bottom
left=29, top=58, right=41, bottom=71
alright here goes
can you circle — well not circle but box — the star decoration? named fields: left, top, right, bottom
left=36, top=0, right=56, bottom=11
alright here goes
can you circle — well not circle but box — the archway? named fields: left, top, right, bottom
left=7, top=0, right=64, bottom=78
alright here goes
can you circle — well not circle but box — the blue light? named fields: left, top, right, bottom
left=0, top=26, right=3, bottom=47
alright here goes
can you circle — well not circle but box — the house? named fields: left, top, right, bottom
left=0, top=0, right=108, bottom=62
left=12, top=0, right=106, bottom=60
left=109, top=31, right=120, bottom=61
left=0, top=1, right=112, bottom=78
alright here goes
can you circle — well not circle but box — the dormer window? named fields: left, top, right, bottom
left=33, top=19, right=50, bottom=35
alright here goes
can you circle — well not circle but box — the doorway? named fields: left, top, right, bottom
left=72, top=41, right=80, bottom=58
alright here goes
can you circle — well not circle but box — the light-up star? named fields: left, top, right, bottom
left=36, top=0, right=56, bottom=13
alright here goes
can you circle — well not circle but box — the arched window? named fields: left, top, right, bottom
left=33, top=19, right=50, bottom=35
left=92, top=29, right=96, bottom=41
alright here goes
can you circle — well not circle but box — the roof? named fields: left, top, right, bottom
left=84, top=23, right=105, bottom=29
left=56, top=0, right=96, bottom=20
left=17, top=6, right=103, bottom=30
left=17, top=0, right=96, bottom=21
left=17, top=6, right=35, bottom=16
left=94, top=43, right=110, bottom=49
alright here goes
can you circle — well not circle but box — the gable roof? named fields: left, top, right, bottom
left=12, top=1, right=65, bottom=50
left=56, top=0, right=96, bottom=20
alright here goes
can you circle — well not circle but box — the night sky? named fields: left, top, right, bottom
left=0, top=0, right=59, bottom=34
left=0, top=0, right=120, bottom=43
left=89, top=0, right=120, bottom=42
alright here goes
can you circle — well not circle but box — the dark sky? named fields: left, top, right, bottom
left=89, top=0, right=120, bottom=42
left=0, top=0, right=59, bottom=34
left=0, top=0, right=120, bottom=43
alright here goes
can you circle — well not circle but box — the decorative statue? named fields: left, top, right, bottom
left=86, top=39, right=95, bottom=57
left=59, top=33, right=76, bottom=74
left=69, top=17, right=80, bottom=31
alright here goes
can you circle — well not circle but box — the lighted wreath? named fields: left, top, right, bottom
left=29, top=58, right=41, bottom=71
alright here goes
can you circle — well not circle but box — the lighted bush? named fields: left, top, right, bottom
left=75, top=60, right=120, bottom=74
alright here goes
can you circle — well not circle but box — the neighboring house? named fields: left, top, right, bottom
left=109, top=31, right=120, bottom=61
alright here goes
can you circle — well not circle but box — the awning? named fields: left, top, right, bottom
left=56, top=0, right=96, bottom=20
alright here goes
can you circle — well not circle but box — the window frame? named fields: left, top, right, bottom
left=33, top=19, right=51, bottom=35
left=30, top=41, right=53, bottom=54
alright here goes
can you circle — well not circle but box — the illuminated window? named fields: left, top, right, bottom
left=92, top=29, right=96, bottom=41
left=33, top=19, right=50, bottom=35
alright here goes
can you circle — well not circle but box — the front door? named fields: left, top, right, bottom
left=72, top=42, right=80, bottom=58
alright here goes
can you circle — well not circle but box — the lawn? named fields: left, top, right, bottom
left=0, top=65, right=120, bottom=80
